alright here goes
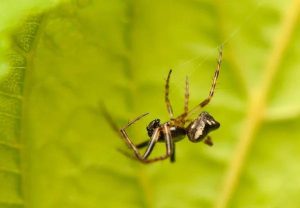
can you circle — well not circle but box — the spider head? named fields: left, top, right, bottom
left=146, top=119, right=161, bottom=137
left=187, top=111, right=220, bottom=143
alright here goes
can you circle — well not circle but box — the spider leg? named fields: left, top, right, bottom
left=102, top=104, right=174, bottom=163
left=129, top=124, right=174, bottom=164
left=182, top=47, right=223, bottom=118
left=163, top=124, right=175, bottom=163
left=102, top=106, right=149, bottom=149
left=116, top=134, right=157, bottom=161
left=199, top=47, right=222, bottom=108
left=165, top=69, right=174, bottom=119
left=170, top=143, right=176, bottom=162
left=177, top=75, right=190, bottom=126
left=119, top=128, right=160, bottom=160
left=204, top=136, right=214, bottom=146
left=141, top=128, right=161, bottom=159
left=102, top=104, right=149, bottom=133
left=119, top=113, right=151, bottom=152
left=117, top=148, right=137, bottom=160
left=136, top=140, right=150, bottom=149
left=139, top=124, right=174, bottom=163
left=123, top=113, right=150, bottom=128
left=120, top=127, right=167, bottom=164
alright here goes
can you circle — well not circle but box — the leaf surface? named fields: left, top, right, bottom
left=0, top=0, right=300, bottom=208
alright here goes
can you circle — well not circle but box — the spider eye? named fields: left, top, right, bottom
left=187, top=112, right=220, bottom=143
left=146, top=119, right=160, bottom=137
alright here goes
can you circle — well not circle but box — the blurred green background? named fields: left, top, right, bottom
left=0, top=0, right=300, bottom=207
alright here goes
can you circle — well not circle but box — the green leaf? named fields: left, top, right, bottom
left=0, top=0, right=300, bottom=208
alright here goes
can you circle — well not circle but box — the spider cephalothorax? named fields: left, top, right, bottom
left=103, top=47, right=223, bottom=163
left=146, top=119, right=160, bottom=137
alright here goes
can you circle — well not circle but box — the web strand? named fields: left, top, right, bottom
left=172, top=0, right=266, bottom=76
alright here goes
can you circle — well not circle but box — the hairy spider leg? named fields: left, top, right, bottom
left=141, top=128, right=160, bottom=159
left=120, top=123, right=173, bottom=163
left=102, top=107, right=173, bottom=163
left=101, top=106, right=149, bottom=148
left=136, top=140, right=150, bottom=149
left=183, top=46, right=223, bottom=119
left=119, top=127, right=160, bottom=160
left=170, top=142, right=176, bottom=162
left=165, top=69, right=174, bottom=118
left=163, top=124, right=175, bottom=163
left=137, top=126, right=176, bottom=162
left=177, top=75, right=190, bottom=126
left=141, top=124, right=174, bottom=163
left=174, top=76, right=190, bottom=127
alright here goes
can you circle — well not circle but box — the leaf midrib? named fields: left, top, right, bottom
left=214, top=0, right=300, bottom=207
left=18, top=14, right=45, bottom=208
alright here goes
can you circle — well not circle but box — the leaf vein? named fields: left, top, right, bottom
left=215, top=1, right=300, bottom=207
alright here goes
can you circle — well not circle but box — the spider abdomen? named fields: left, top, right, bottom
left=156, top=126, right=186, bottom=143
left=170, top=126, right=186, bottom=142
left=187, top=111, right=220, bottom=143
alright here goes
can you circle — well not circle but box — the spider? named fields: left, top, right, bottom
left=103, top=47, right=222, bottom=164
